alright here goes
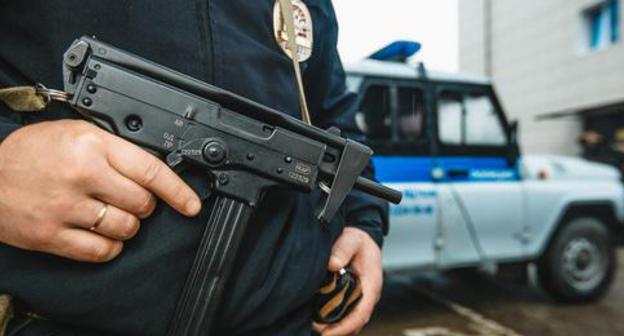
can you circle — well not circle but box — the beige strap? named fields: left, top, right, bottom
left=278, top=0, right=312, bottom=125
left=0, top=295, right=14, bottom=336
left=0, top=86, right=46, bottom=112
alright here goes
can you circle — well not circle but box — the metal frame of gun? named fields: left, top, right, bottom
left=61, top=36, right=402, bottom=335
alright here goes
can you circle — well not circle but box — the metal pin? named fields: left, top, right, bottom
left=35, top=83, right=71, bottom=104
left=319, top=182, right=331, bottom=194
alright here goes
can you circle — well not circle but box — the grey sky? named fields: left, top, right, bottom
left=333, top=0, right=459, bottom=72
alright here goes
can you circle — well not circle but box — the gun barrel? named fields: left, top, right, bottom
left=355, top=177, right=402, bottom=204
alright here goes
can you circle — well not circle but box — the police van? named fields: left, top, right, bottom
left=345, top=44, right=624, bottom=302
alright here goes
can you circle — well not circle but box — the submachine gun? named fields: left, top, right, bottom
left=60, top=36, right=402, bottom=335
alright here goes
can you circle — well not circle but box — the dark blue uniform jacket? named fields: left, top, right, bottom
left=0, top=1, right=387, bottom=335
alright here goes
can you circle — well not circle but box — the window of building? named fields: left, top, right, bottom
left=583, top=0, right=620, bottom=51
left=438, top=91, right=507, bottom=147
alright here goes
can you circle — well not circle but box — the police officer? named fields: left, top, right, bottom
left=0, top=1, right=387, bottom=335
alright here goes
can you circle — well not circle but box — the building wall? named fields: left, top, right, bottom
left=460, top=0, right=624, bottom=155
left=459, top=0, right=488, bottom=76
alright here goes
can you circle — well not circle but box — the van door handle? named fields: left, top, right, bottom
left=446, top=168, right=469, bottom=179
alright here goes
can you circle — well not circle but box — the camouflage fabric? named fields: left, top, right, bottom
left=0, top=295, right=13, bottom=336
left=0, top=87, right=46, bottom=112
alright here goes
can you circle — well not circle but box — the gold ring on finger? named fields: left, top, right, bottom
left=90, top=204, right=109, bottom=231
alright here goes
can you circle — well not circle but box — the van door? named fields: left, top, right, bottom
left=356, top=80, right=439, bottom=269
left=435, top=86, right=525, bottom=262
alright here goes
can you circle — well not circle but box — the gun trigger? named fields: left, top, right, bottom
left=166, top=152, right=185, bottom=173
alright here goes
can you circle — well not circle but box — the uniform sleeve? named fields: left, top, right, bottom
left=0, top=103, right=22, bottom=142
left=304, top=1, right=389, bottom=247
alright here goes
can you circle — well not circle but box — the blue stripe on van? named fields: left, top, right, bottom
left=373, top=156, right=519, bottom=183
left=372, top=157, right=435, bottom=182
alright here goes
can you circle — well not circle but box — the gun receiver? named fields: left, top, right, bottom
left=61, top=36, right=402, bottom=335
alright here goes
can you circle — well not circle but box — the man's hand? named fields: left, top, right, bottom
left=313, top=227, right=383, bottom=336
left=0, top=120, right=201, bottom=262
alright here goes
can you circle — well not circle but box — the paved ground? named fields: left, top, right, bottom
left=362, top=251, right=624, bottom=336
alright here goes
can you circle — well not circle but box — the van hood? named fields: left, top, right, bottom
left=522, top=155, right=621, bottom=181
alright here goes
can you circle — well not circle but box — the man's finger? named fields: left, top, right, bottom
left=353, top=241, right=383, bottom=302
left=51, top=228, right=124, bottom=263
left=88, top=169, right=157, bottom=218
left=328, top=228, right=364, bottom=272
left=312, top=322, right=328, bottom=333
left=70, top=201, right=141, bottom=241
left=105, top=135, right=201, bottom=217
left=90, top=205, right=140, bottom=241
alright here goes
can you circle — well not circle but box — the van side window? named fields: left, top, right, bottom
left=438, top=92, right=463, bottom=145
left=358, top=85, right=391, bottom=142
left=397, top=88, right=426, bottom=141
left=438, top=91, right=507, bottom=147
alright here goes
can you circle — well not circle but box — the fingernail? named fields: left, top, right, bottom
left=329, top=256, right=343, bottom=268
left=185, top=199, right=202, bottom=215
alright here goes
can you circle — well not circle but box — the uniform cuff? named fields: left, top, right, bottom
left=0, top=122, right=20, bottom=142
left=0, top=103, right=22, bottom=142
left=346, top=209, right=385, bottom=248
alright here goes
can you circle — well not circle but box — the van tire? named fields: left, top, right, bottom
left=537, top=216, right=615, bottom=302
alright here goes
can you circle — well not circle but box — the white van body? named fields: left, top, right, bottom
left=346, top=59, right=624, bottom=300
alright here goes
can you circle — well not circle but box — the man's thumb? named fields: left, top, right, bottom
left=328, top=229, right=362, bottom=272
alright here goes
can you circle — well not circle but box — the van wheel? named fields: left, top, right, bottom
left=537, top=216, right=616, bottom=302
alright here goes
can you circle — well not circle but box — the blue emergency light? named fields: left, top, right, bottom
left=368, top=41, right=421, bottom=62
